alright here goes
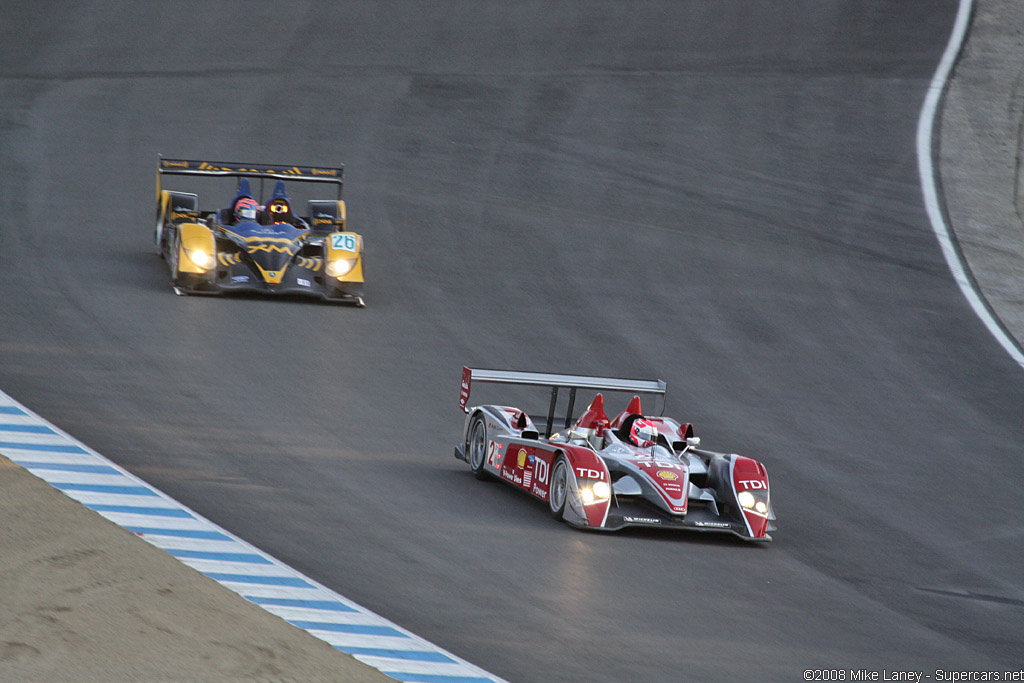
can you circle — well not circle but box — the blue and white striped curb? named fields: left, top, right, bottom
left=0, top=394, right=506, bottom=683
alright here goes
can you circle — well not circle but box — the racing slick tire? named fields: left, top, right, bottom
left=169, top=230, right=182, bottom=285
left=548, top=455, right=569, bottom=521
left=155, top=205, right=165, bottom=257
left=467, top=415, right=491, bottom=480
left=168, top=230, right=188, bottom=295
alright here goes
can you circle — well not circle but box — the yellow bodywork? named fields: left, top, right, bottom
left=177, top=222, right=215, bottom=274
left=325, top=231, right=364, bottom=283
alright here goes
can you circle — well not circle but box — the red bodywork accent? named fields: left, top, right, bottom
left=503, top=441, right=610, bottom=527
left=632, top=457, right=688, bottom=513
left=561, top=444, right=612, bottom=527
left=732, top=456, right=770, bottom=538
left=574, top=393, right=609, bottom=430
left=459, top=366, right=472, bottom=411
left=499, top=444, right=551, bottom=498
left=609, top=395, right=643, bottom=429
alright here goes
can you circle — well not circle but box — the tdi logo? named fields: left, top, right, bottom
left=534, top=457, right=549, bottom=484
left=737, top=480, right=767, bottom=490
left=575, top=467, right=605, bottom=480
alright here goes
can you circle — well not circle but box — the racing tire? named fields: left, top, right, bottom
left=548, top=455, right=569, bottom=520
left=155, top=206, right=165, bottom=257
left=467, top=415, right=490, bottom=480
left=168, top=230, right=183, bottom=289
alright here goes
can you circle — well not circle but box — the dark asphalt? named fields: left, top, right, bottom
left=2, top=2, right=1022, bottom=681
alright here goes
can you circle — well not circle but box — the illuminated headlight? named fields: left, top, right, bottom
left=737, top=490, right=770, bottom=516
left=580, top=480, right=611, bottom=505
left=326, top=258, right=356, bottom=278
left=187, top=249, right=211, bottom=269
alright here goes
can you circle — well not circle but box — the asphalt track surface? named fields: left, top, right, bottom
left=2, top=2, right=1022, bottom=681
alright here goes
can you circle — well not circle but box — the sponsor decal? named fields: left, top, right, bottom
left=663, top=484, right=683, bottom=498
left=459, top=367, right=471, bottom=411
left=267, top=271, right=277, bottom=278
left=311, top=168, right=338, bottom=176
left=575, top=467, right=606, bottom=480
left=197, top=162, right=306, bottom=176
left=534, top=456, right=549, bottom=485
left=737, top=479, right=768, bottom=490
left=625, top=516, right=661, bottom=525
left=232, top=275, right=249, bottom=282
left=297, top=278, right=310, bottom=287
left=247, top=226, right=282, bottom=236
left=500, top=469, right=524, bottom=486
left=656, top=470, right=679, bottom=481
left=695, top=521, right=730, bottom=528
left=331, top=233, right=358, bottom=252
left=247, top=243, right=296, bottom=254
left=162, top=160, right=189, bottom=168
left=523, top=458, right=534, bottom=488
left=517, top=448, right=528, bottom=468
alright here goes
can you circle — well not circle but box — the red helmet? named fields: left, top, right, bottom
left=629, top=418, right=658, bottom=448
left=234, top=197, right=260, bottom=223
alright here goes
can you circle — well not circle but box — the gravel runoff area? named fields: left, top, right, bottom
left=0, top=457, right=395, bottom=682
left=1, top=0, right=1022, bottom=681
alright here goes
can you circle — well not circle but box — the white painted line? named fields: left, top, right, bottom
left=917, top=0, right=1024, bottom=369
left=0, top=390, right=508, bottom=683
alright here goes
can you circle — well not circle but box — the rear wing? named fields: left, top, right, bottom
left=157, top=156, right=345, bottom=200
left=459, top=367, right=667, bottom=437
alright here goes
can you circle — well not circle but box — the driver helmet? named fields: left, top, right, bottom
left=234, top=197, right=260, bottom=223
left=629, top=418, right=658, bottom=448
left=267, top=198, right=291, bottom=222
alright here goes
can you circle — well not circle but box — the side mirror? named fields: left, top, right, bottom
left=686, top=436, right=701, bottom=448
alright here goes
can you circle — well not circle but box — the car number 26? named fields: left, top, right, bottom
left=331, top=234, right=358, bottom=252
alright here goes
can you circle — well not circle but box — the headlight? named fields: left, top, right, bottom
left=581, top=480, right=611, bottom=505
left=326, top=258, right=356, bottom=278
left=187, top=249, right=211, bottom=269
left=737, top=490, right=769, bottom=516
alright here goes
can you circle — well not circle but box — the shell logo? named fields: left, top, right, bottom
left=656, top=470, right=679, bottom=481
left=517, top=449, right=528, bottom=467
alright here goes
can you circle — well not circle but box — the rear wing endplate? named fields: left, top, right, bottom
left=459, top=367, right=667, bottom=437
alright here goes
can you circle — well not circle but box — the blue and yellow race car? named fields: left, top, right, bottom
left=155, top=157, right=365, bottom=306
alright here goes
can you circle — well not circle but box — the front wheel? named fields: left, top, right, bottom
left=548, top=455, right=569, bottom=520
left=467, top=416, right=490, bottom=480
left=168, top=230, right=181, bottom=285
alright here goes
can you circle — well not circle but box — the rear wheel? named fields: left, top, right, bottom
left=468, top=416, right=490, bottom=480
left=155, top=206, right=165, bottom=257
left=548, top=455, right=569, bottom=520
